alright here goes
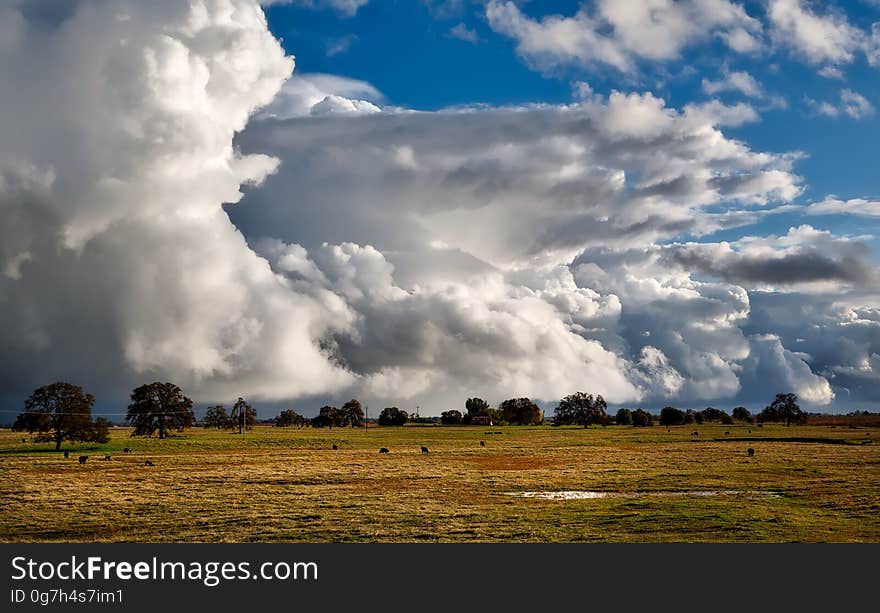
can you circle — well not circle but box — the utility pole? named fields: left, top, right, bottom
left=365, top=405, right=369, bottom=433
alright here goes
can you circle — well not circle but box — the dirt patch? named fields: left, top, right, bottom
left=463, top=455, right=563, bottom=470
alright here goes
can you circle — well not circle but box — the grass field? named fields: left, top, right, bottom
left=1, top=423, right=877, bottom=542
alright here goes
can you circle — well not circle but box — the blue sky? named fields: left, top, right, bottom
left=263, top=0, right=879, bottom=209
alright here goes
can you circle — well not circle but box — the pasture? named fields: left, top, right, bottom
left=0, top=423, right=877, bottom=542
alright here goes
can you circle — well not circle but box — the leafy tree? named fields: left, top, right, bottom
left=378, top=407, right=408, bottom=426
left=732, top=406, right=753, bottom=423
left=499, top=398, right=543, bottom=425
left=720, top=412, right=734, bottom=425
left=312, top=405, right=341, bottom=428
left=230, top=397, right=257, bottom=433
left=341, top=399, right=364, bottom=428
left=20, top=382, right=97, bottom=450
left=441, top=410, right=463, bottom=425
left=12, top=410, right=52, bottom=434
left=631, top=409, right=653, bottom=427
left=203, top=405, right=231, bottom=429
left=487, top=408, right=505, bottom=426
left=553, top=392, right=609, bottom=427
left=615, top=408, right=633, bottom=426
left=88, top=417, right=112, bottom=444
left=463, top=397, right=490, bottom=424
left=126, top=382, right=195, bottom=439
left=700, top=407, right=728, bottom=423
left=275, top=409, right=306, bottom=428
left=659, top=407, right=686, bottom=426
left=759, top=393, right=807, bottom=426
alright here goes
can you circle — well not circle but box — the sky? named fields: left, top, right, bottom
left=1, top=0, right=879, bottom=418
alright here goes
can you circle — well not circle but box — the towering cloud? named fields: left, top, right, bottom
left=0, top=0, right=354, bottom=404
left=2, top=0, right=877, bottom=414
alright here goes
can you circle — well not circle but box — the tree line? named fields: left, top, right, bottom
left=655, top=394, right=807, bottom=427
left=12, top=380, right=812, bottom=449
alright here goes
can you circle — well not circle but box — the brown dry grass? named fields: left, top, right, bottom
left=0, top=423, right=877, bottom=542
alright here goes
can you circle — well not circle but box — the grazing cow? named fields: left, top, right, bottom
left=78, top=455, right=89, bottom=464
left=379, top=447, right=390, bottom=454
left=480, top=440, right=485, bottom=447
left=747, top=448, right=755, bottom=457
left=332, top=444, right=338, bottom=450
left=104, top=455, right=112, bottom=461
left=691, top=431, right=699, bottom=436
left=123, top=447, right=132, bottom=453
left=724, top=431, right=730, bottom=435
left=421, top=446, right=429, bottom=454
left=63, top=451, right=69, bottom=459
left=144, top=460, right=155, bottom=466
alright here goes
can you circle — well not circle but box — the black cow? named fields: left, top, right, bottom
left=691, top=431, right=699, bottom=436
left=480, top=440, right=485, bottom=447
left=332, top=444, right=338, bottom=450
left=747, top=448, right=755, bottom=457
left=123, top=447, right=133, bottom=453
left=421, top=446, right=429, bottom=454
left=63, top=451, right=70, bottom=459
left=379, top=448, right=390, bottom=454
left=724, top=431, right=730, bottom=435
left=145, top=460, right=155, bottom=466
left=104, top=455, right=112, bottom=461
left=78, top=455, right=89, bottom=464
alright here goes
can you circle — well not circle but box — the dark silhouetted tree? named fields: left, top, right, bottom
left=378, top=407, right=408, bottom=426
left=20, top=382, right=97, bottom=450
left=126, top=382, right=195, bottom=439
left=275, top=409, right=306, bottom=428
left=659, top=407, right=686, bottom=426
left=12, top=409, right=52, bottom=434
left=759, top=393, right=806, bottom=426
left=615, top=408, right=633, bottom=426
left=700, top=407, right=728, bottom=423
left=631, top=409, right=653, bottom=427
left=341, top=399, right=364, bottom=428
left=463, top=397, right=490, bottom=424
left=87, top=417, right=112, bottom=443
left=312, top=406, right=341, bottom=428
left=203, top=405, right=231, bottom=429
left=553, top=392, right=609, bottom=426
left=230, top=397, right=257, bottom=434
left=732, top=406, right=753, bottom=423
left=499, top=398, right=542, bottom=425
left=441, top=410, right=463, bottom=425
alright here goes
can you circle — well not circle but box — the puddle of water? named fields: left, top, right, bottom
left=505, top=490, right=780, bottom=500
